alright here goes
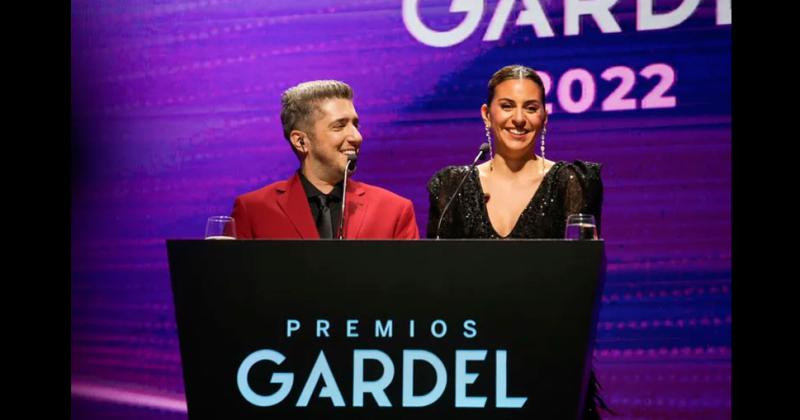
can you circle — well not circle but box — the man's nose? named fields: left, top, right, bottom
left=349, top=126, right=363, bottom=145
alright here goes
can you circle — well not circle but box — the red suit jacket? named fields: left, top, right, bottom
left=231, top=173, right=419, bottom=239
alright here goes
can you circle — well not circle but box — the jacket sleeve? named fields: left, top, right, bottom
left=230, top=196, right=254, bottom=239
left=393, top=199, right=420, bottom=239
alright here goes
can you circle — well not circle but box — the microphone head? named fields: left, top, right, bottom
left=479, top=142, right=491, bottom=159
left=346, top=153, right=358, bottom=172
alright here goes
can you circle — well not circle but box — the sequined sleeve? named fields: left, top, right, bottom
left=426, top=166, right=468, bottom=238
left=558, top=161, right=604, bottom=235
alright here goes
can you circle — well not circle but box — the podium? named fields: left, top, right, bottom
left=167, top=239, right=605, bottom=419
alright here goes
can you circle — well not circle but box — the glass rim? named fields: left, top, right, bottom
left=207, top=215, right=235, bottom=221
left=566, top=213, right=595, bottom=219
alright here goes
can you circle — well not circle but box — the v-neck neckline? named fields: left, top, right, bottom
left=473, top=161, right=562, bottom=238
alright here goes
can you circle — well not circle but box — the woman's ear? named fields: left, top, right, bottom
left=480, top=104, right=491, bottom=126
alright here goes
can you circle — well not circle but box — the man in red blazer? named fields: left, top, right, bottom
left=232, top=80, right=419, bottom=239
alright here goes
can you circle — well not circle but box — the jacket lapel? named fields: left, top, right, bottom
left=276, top=173, right=319, bottom=239
left=343, top=180, right=368, bottom=239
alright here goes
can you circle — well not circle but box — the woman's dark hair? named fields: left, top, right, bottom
left=487, top=64, right=546, bottom=106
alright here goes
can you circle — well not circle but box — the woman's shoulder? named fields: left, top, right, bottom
left=431, top=165, right=472, bottom=178
left=552, top=160, right=603, bottom=181
left=552, top=160, right=604, bottom=208
left=427, top=165, right=472, bottom=191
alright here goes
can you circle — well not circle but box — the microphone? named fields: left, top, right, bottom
left=338, top=153, right=358, bottom=239
left=347, top=152, right=358, bottom=173
left=435, top=143, right=490, bottom=239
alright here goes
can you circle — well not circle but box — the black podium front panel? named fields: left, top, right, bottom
left=167, top=239, right=605, bottom=419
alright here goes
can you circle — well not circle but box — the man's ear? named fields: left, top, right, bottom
left=290, top=130, right=307, bottom=154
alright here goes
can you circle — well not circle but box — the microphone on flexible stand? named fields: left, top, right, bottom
left=435, top=143, right=491, bottom=239
left=338, top=153, right=358, bottom=239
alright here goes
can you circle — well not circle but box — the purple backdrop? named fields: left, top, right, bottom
left=72, top=1, right=731, bottom=418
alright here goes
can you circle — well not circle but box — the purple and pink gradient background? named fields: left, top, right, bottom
left=71, top=1, right=731, bottom=418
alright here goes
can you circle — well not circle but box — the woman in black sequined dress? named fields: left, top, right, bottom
left=426, top=65, right=609, bottom=419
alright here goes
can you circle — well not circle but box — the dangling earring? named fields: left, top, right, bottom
left=485, top=124, right=494, bottom=168
left=540, top=126, right=547, bottom=174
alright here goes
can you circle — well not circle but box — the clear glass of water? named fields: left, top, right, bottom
left=564, top=213, right=598, bottom=240
left=205, top=216, right=236, bottom=240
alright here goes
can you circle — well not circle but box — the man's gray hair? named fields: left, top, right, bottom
left=280, top=80, right=354, bottom=140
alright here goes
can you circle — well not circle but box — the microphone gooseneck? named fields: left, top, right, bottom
left=435, top=143, right=490, bottom=239
left=338, top=154, right=358, bottom=239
